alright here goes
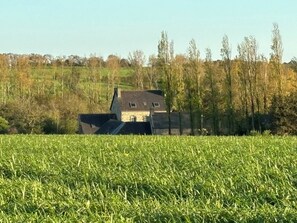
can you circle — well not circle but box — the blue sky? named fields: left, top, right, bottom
left=0, top=0, right=296, bottom=61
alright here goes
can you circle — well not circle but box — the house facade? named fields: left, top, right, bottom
left=110, top=88, right=166, bottom=122
left=78, top=88, right=192, bottom=135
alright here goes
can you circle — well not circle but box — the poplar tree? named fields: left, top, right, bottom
left=204, top=48, right=220, bottom=134
left=128, top=50, right=145, bottom=90
left=172, top=54, right=186, bottom=134
left=186, top=39, right=202, bottom=134
left=270, top=23, right=283, bottom=96
left=220, top=35, right=234, bottom=134
left=157, top=31, right=175, bottom=134
left=238, top=36, right=258, bottom=132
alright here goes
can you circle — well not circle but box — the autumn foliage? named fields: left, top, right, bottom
left=0, top=24, right=296, bottom=134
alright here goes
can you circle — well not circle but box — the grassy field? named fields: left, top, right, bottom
left=0, top=135, right=296, bottom=222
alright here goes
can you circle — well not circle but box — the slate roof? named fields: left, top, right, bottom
left=97, top=119, right=152, bottom=135
left=78, top=113, right=117, bottom=134
left=118, top=122, right=152, bottom=135
left=96, top=119, right=124, bottom=134
left=112, top=89, right=166, bottom=112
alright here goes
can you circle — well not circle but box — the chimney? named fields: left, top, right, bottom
left=114, top=87, right=121, bottom=98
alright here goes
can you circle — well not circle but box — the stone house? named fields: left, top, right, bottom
left=110, top=88, right=166, bottom=122
left=78, top=88, right=192, bottom=135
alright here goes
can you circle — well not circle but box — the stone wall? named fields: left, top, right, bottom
left=121, top=111, right=150, bottom=122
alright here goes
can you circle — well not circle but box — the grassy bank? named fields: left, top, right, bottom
left=0, top=135, right=296, bottom=222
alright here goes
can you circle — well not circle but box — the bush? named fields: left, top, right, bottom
left=249, top=130, right=261, bottom=136
left=270, top=92, right=297, bottom=135
left=42, top=117, right=59, bottom=134
left=262, top=130, right=272, bottom=136
left=0, top=116, right=9, bottom=134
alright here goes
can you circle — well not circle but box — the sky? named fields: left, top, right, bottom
left=0, top=0, right=296, bottom=62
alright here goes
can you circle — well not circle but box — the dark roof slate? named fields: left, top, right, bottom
left=96, top=119, right=124, bottom=134
left=98, top=120, right=152, bottom=135
left=118, top=122, right=152, bottom=135
left=78, top=113, right=117, bottom=134
left=119, top=90, right=166, bottom=112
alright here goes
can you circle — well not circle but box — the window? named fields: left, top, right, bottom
left=143, top=116, right=149, bottom=122
left=129, top=102, right=137, bottom=108
left=130, top=115, right=137, bottom=122
left=152, top=102, right=160, bottom=108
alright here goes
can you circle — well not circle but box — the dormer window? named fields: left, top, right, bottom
left=129, top=102, right=137, bottom=108
left=152, top=102, right=160, bottom=108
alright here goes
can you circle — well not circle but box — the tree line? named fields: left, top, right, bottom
left=0, top=23, right=296, bottom=135
left=155, top=24, right=297, bottom=135
left=0, top=54, right=126, bottom=133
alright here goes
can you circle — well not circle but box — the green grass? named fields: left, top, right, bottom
left=0, top=135, right=296, bottom=222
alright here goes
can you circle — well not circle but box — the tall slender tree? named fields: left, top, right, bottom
left=129, top=50, right=146, bottom=89
left=157, top=31, right=175, bottom=134
left=172, top=54, right=187, bottom=134
left=238, top=36, right=258, bottom=132
left=259, top=55, right=269, bottom=114
left=186, top=39, right=202, bottom=134
left=270, top=23, right=283, bottom=96
left=220, top=35, right=234, bottom=134
left=204, top=48, right=220, bottom=134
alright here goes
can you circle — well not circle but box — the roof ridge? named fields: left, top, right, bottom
left=121, top=89, right=162, bottom=92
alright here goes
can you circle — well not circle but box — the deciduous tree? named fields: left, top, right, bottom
left=157, top=31, right=175, bottom=134
left=129, top=50, right=146, bottom=89
left=186, top=39, right=203, bottom=134
left=106, top=55, right=120, bottom=102
left=204, top=48, right=220, bottom=134
left=270, top=23, right=283, bottom=96
left=147, top=55, right=159, bottom=89
left=237, top=36, right=258, bottom=132
left=220, top=35, right=234, bottom=134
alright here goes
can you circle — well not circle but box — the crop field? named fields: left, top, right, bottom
left=0, top=135, right=296, bottom=222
